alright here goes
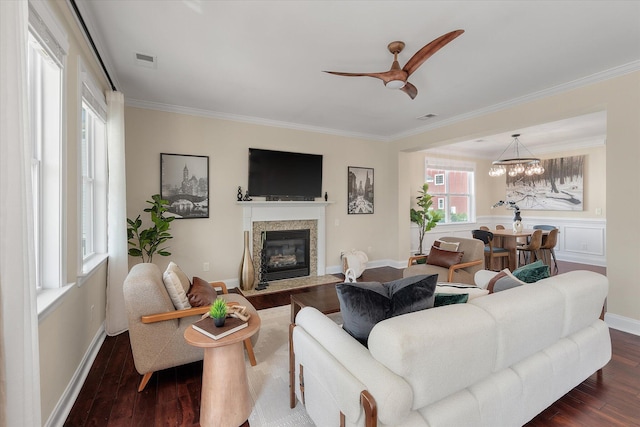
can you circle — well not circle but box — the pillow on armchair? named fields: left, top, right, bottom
left=426, top=246, right=464, bottom=268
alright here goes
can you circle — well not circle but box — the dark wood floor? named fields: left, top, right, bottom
left=65, top=262, right=640, bottom=427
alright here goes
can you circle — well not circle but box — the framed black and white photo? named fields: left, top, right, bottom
left=347, top=166, right=374, bottom=214
left=161, top=153, right=209, bottom=218
left=506, top=155, right=585, bottom=211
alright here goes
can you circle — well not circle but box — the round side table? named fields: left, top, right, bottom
left=184, top=294, right=260, bottom=427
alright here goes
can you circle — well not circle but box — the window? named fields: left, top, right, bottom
left=28, top=2, right=67, bottom=291
left=80, top=67, right=108, bottom=272
left=425, top=160, right=475, bottom=224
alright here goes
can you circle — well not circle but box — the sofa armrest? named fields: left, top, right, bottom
left=294, top=307, right=413, bottom=425
left=447, top=259, right=484, bottom=282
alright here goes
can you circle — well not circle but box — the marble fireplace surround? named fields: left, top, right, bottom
left=240, top=201, right=330, bottom=279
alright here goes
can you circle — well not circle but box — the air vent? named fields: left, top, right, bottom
left=417, top=113, right=438, bottom=120
left=134, top=52, right=157, bottom=69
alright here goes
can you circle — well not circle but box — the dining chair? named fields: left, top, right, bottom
left=538, top=227, right=559, bottom=274
left=479, top=226, right=490, bottom=231
left=472, top=229, right=510, bottom=272
left=517, top=229, right=543, bottom=267
left=495, top=224, right=505, bottom=230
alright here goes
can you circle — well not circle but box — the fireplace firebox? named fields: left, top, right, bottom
left=261, top=229, right=310, bottom=281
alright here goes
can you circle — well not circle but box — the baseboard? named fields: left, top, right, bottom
left=605, top=313, right=640, bottom=336
left=44, top=323, right=107, bottom=427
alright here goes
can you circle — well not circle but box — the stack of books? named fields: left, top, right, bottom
left=192, top=316, right=248, bottom=340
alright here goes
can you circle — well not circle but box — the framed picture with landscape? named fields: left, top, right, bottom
left=160, top=153, right=209, bottom=218
left=347, top=166, right=374, bottom=214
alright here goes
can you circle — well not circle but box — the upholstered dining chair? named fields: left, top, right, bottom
left=536, top=227, right=559, bottom=274
left=495, top=224, right=506, bottom=230
left=472, top=229, right=510, bottom=271
left=517, top=229, right=543, bottom=267
left=479, top=226, right=490, bottom=231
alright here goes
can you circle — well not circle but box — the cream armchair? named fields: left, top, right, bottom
left=403, top=236, right=485, bottom=284
left=123, top=262, right=257, bottom=391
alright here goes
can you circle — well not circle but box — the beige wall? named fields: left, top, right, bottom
left=395, top=71, right=640, bottom=323
left=124, top=107, right=398, bottom=280
left=36, top=0, right=110, bottom=422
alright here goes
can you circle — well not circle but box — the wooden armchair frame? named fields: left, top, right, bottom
left=407, top=255, right=483, bottom=282
left=137, top=280, right=257, bottom=392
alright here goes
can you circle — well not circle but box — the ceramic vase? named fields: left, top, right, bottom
left=213, top=316, right=225, bottom=327
left=240, top=231, right=255, bottom=291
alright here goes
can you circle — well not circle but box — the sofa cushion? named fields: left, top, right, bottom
left=513, top=260, right=550, bottom=283
left=162, top=264, right=191, bottom=310
left=187, top=276, right=218, bottom=307
left=487, top=269, right=528, bottom=293
left=436, top=284, right=489, bottom=300
left=434, top=293, right=469, bottom=306
left=336, top=274, right=438, bottom=345
left=426, top=245, right=464, bottom=268
left=383, top=274, right=438, bottom=316
left=335, top=282, right=390, bottom=345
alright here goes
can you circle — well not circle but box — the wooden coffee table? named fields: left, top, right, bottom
left=289, top=284, right=341, bottom=408
left=290, top=284, right=341, bottom=323
left=184, top=294, right=260, bottom=427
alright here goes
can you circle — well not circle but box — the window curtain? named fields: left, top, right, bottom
left=105, top=91, right=129, bottom=335
left=0, top=0, right=42, bottom=425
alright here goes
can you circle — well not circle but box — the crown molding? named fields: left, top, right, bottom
left=125, top=60, right=638, bottom=144
left=391, top=60, right=640, bottom=141
left=124, top=98, right=390, bottom=142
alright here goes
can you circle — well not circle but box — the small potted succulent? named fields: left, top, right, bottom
left=210, top=298, right=228, bottom=327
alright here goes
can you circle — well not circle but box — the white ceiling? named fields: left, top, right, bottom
left=76, top=1, right=639, bottom=154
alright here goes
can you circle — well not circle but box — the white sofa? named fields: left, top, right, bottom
left=291, top=270, right=610, bottom=427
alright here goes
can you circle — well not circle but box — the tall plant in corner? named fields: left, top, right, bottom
left=127, top=194, right=174, bottom=263
left=410, top=183, right=443, bottom=255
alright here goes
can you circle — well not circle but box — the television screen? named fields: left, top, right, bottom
left=248, top=148, right=323, bottom=199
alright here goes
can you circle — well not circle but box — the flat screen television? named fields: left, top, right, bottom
left=248, top=148, right=323, bottom=200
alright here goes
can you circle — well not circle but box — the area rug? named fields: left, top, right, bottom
left=246, top=304, right=315, bottom=426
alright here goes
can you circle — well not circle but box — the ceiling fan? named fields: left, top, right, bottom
left=323, top=29, right=464, bottom=99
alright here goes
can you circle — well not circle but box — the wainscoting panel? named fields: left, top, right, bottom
left=410, top=216, right=606, bottom=267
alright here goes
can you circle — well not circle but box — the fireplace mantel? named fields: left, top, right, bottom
left=239, top=201, right=332, bottom=275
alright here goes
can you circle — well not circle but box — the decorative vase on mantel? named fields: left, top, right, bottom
left=240, top=231, right=255, bottom=291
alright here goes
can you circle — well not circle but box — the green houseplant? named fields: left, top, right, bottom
left=210, top=298, right=228, bottom=327
left=410, top=183, right=443, bottom=255
left=127, top=194, right=174, bottom=263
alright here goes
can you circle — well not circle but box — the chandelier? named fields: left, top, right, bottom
left=488, top=134, right=544, bottom=177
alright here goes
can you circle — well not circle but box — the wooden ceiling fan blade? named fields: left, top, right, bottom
left=402, top=29, right=464, bottom=77
left=323, top=71, right=388, bottom=81
left=401, top=82, right=418, bottom=99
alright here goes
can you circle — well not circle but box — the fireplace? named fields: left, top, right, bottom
left=261, top=229, right=310, bottom=281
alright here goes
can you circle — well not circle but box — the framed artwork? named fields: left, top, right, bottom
left=160, top=153, right=209, bottom=218
left=347, top=166, right=374, bottom=214
left=506, top=155, right=585, bottom=211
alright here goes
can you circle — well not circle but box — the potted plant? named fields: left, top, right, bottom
left=410, top=183, right=443, bottom=255
left=210, top=298, right=228, bottom=327
left=127, top=194, right=175, bottom=263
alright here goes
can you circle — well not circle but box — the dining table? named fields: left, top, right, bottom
left=491, top=228, right=551, bottom=271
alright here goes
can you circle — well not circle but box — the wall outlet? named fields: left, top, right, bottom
left=595, top=207, right=602, bottom=216
left=203, top=262, right=210, bottom=271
